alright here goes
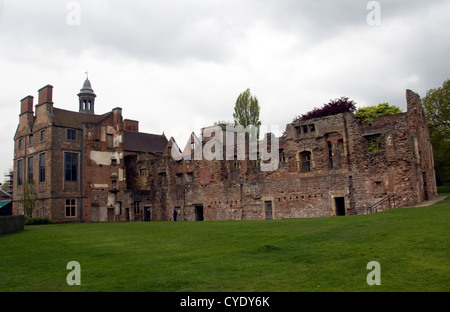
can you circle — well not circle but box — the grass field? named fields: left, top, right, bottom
left=1, top=195, right=449, bottom=292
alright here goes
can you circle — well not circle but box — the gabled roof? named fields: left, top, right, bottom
left=51, top=108, right=111, bottom=128
left=123, top=130, right=168, bottom=154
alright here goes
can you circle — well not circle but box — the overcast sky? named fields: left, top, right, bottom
left=0, top=0, right=449, bottom=183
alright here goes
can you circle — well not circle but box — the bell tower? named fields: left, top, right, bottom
left=78, top=74, right=96, bottom=114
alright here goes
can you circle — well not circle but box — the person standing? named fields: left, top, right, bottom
left=173, top=209, right=178, bottom=221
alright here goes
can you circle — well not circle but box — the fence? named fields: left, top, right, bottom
left=0, top=215, right=25, bottom=235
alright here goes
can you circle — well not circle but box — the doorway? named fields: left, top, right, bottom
left=144, top=206, right=151, bottom=221
left=107, top=208, right=114, bottom=222
left=195, top=205, right=204, bottom=221
left=335, top=197, right=346, bottom=216
left=264, top=201, right=273, bottom=220
left=422, top=172, right=429, bottom=201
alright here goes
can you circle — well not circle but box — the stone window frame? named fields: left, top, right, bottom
left=17, top=158, right=24, bottom=186
left=262, top=197, right=275, bottom=220
left=66, top=128, right=77, bottom=141
left=27, top=156, right=34, bottom=181
left=38, top=152, right=46, bottom=183
left=64, top=151, right=79, bottom=182
left=40, top=130, right=46, bottom=142
left=296, top=149, right=313, bottom=173
left=65, top=198, right=77, bottom=218
left=366, top=134, right=382, bottom=154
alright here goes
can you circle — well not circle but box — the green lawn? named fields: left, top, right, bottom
left=1, top=196, right=449, bottom=292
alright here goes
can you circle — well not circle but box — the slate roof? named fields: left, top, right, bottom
left=51, top=108, right=111, bottom=128
left=123, top=130, right=168, bottom=154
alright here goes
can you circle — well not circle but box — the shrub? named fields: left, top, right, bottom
left=25, top=217, right=53, bottom=225
left=293, top=96, right=356, bottom=122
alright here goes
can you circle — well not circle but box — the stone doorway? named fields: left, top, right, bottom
left=195, top=205, right=204, bottom=221
left=264, top=200, right=273, bottom=220
left=335, top=197, right=346, bottom=216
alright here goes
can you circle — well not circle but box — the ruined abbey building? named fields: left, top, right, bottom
left=12, top=79, right=437, bottom=222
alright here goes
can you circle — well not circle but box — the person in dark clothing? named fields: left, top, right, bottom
left=173, top=209, right=178, bottom=221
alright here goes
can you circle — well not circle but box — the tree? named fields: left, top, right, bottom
left=354, top=103, right=403, bottom=123
left=293, top=96, right=356, bottom=123
left=20, top=179, right=37, bottom=218
left=233, top=88, right=262, bottom=138
left=423, top=79, right=450, bottom=185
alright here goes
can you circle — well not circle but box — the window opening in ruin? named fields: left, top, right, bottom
left=111, top=159, right=117, bottom=166
left=295, top=126, right=301, bottom=138
left=139, top=168, right=147, bottom=176
left=367, top=135, right=382, bottom=154
left=335, top=197, right=345, bottom=216
left=186, top=172, right=194, bottom=183
left=302, top=125, right=308, bottom=135
left=195, top=205, right=204, bottom=221
left=264, top=201, right=273, bottom=220
left=176, top=173, right=183, bottom=184
left=299, top=151, right=311, bottom=172
left=230, top=158, right=239, bottom=180
left=94, top=139, right=100, bottom=149
left=65, top=198, right=76, bottom=217
left=159, top=172, right=167, bottom=186
left=328, top=141, right=333, bottom=169
left=134, top=201, right=141, bottom=215
left=40, top=130, right=45, bottom=142
left=309, top=124, right=315, bottom=132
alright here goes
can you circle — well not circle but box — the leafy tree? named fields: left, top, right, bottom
left=355, top=103, right=403, bottom=123
left=423, top=79, right=450, bottom=185
left=233, top=88, right=261, bottom=138
left=293, top=96, right=356, bottom=122
left=20, top=179, right=37, bottom=218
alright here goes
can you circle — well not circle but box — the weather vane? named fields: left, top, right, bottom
left=85, top=71, right=89, bottom=79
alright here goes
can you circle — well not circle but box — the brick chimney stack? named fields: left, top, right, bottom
left=36, top=84, right=54, bottom=114
left=124, top=119, right=139, bottom=132
left=20, top=95, right=34, bottom=115
left=38, top=85, right=53, bottom=105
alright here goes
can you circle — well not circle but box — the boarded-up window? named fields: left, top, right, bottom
left=106, top=134, right=114, bottom=148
